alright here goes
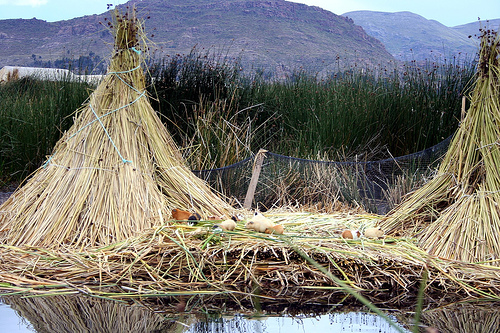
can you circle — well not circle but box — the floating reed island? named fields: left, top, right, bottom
left=1, top=9, right=500, bottom=310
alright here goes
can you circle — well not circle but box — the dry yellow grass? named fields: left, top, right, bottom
left=0, top=210, right=500, bottom=307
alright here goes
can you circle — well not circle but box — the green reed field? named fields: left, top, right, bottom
left=0, top=53, right=475, bottom=184
left=0, top=78, right=91, bottom=184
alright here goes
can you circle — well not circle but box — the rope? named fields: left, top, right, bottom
left=66, top=91, right=146, bottom=142
left=89, top=103, right=132, bottom=164
left=108, top=65, right=141, bottom=75
left=43, top=51, right=145, bottom=168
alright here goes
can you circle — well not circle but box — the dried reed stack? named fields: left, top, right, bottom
left=380, top=29, right=500, bottom=264
left=0, top=8, right=230, bottom=248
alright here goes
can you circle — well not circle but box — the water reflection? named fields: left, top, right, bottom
left=420, top=303, right=500, bottom=333
left=1, top=293, right=499, bottom=333
left=188, top=312, right=408, bottom=333
left=0, top=301, right=32, bottom=332
left=0, top=294, right=409, bottom=333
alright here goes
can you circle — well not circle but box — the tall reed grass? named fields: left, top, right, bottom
left=0, top=52, right=475, bottom=183
left=0, top=77, right=91, bottom=184
left=241, top=58, right=474, bottom=159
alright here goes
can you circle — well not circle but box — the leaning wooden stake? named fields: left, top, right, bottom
left=244, top=149, right=267, bottom=209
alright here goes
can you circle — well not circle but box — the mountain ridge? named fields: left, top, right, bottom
left=342, top=10, right=499, bottom=61
left=1, top=1, right=498, bottom=72
left=0, top=0, right=393, bottom=73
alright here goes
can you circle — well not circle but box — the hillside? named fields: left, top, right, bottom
left=343, top=10, right=480, bottom=61
left=0, top=0, right=394, bottom=74
left=452, top=19, right=500, bottom=37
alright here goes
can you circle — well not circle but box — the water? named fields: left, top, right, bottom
left=184, top=313, right=409, bottom=333
left=3, top=293, right=499, bottom=332
left=0, top=296, right=410, bottom=333
left=0, top=302, right=33, bottom=332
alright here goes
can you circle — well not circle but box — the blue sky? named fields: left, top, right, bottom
left=0, top=0, right=498, bottom=27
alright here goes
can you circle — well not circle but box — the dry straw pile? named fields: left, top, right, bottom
left=380, top=29, right=500, bottom=265
left=0, top=8, right=231, bottom=249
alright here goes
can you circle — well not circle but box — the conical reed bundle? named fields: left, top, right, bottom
left=0, top=8, right=231, bottom=248
left=379, top=29, right=500, bottom=265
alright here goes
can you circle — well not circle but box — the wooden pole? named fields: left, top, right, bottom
left=244, top=149, right=267, bottom=210
left=461, top=95, right=466, bottom=121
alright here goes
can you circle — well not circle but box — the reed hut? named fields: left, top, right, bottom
left=379, top=29, right=500, bottom=264
left=0, top=8, right=231, bottom=249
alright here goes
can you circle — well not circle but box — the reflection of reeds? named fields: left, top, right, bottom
left=420, top=303, right=500, bottom=333
left=2, top=293, right=415, bottom=333
left=2, top=295, right=180, bottom=333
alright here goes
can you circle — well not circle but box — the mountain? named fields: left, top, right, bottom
left=0, top=0, right=394, bottom=74
left=342, top=10, right=486, bottom=61
left=452, top=19, right=500, bottom=37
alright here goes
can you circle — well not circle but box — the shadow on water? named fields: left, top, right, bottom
left=1, top=292, right=499, bottom=333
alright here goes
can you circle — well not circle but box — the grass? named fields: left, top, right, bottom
left=147, top=47, right=474, bottom=167
left=0, top=77, right=92, bottom=184
left=240, top=58, right=474, bottom=159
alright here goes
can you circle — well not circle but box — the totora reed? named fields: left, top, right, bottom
left=379, top=29, right=500, bottom=265
left=0, top=8, right=231, bottom=249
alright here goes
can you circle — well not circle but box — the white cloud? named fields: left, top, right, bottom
left=0, top=0, right=48, bottom=6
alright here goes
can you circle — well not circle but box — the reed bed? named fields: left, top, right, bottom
left=0, top=40, right=473, bottom=183
left=239, top=61, right=472, bottom=159
left=1, top=211, right=500, bottom=307
left=0, top=77, right=91, bottom=182
left=379, top=29, right=500, bottom=265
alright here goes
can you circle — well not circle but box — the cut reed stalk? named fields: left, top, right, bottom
left=1, top=212, right=500, bottom=306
